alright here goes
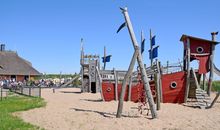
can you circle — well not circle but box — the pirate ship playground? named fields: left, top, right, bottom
left=79, top=8, right=220, bottom=119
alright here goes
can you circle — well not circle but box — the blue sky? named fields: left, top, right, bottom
left=0, top=0, right=220, bottom=77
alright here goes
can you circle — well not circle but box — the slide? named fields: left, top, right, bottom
left=60, top=75, right=80, bottom=88
left=213, top=64, right=220, bottom=76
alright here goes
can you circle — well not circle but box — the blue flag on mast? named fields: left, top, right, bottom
left=151, top=35, right=156, bottom=46
left=141, top=39, right=145, bottom=54
left=102, top=55, right=111, bottom=63
left=149, top=46, right=159, bottom=59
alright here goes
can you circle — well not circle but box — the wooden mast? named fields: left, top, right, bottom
left=150, top=29, right=153, bottom=67
left=116, top=7, right=157, bottom=119
left=103, top=46, right=106, bottom=70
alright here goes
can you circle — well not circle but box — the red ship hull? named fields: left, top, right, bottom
left=102, top=71, right=186, bottom=103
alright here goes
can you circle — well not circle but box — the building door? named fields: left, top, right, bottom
left=24, top=75, right=29, bottom=81
left=11, top=75, right=16, bottom=81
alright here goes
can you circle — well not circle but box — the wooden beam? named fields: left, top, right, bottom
left=96, top=66, right=105, bottom=101
left=154, top=72, right=160, bottom=110
left=118, top=7, right=157, bottom=118
left=184, top=38, right=191, bottom=103
left=113, top=68, right=118, bottom=101
left=116, top=49, right=138, bottom=118
left=128, top=76, right=132, bottom=101
left=206, top=92, right=220, bottom=109
left=208, top=32, right=217, bottom=96
left=202, top=74, right=206, bottom=90
left=191, top=68, right=200, bottom=89
left=208, top=44, right=215, bottom=96
left=158, top=61, right=163, bottom=102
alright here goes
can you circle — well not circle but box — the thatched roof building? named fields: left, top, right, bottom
left=0, top=44, right=41, bottom=81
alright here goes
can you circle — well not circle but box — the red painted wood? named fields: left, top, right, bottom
left=102, top=72, right=186, bottom=104
left=102, top=81, right=156, bottom=103
left=161, top=71, right=186, bottom=103
left=190, top=39, right=211, bottom=54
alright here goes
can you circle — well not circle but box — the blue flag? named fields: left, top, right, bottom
left=141, top=39, right=145, bottom=54
left=151, top=35, right=156, bottom=46
left=149, top=46, right=159, bottom=59
left=102, top=55, right=111, bottom=63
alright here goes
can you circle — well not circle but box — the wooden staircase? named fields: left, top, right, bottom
left=185, top=88, right=211, bottom=109
left=184, top=69, right=212, bottom=109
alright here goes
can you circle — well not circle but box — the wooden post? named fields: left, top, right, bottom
left=96, top=66, right=105, bottom=101
left=39, top=86, right=41, bottom=98
left=191, top=68, right=200, bottom=89
left=116, top=49, right=138, bottom=118
left=103, top=46, right=106, bottom=70
left=158, top=61, right=163, bottom=102
left=154, top=72, right=160, bottom=110
left=113, top=68, right=118, bottom=101
left=149, top=29, right=154, bottom=68
left=1, top=86, right=2, bottom=101
left=184, top=38, right=191, bottom=103
left=128, top=75, right=132, bottom=101
left=166, top=61, right=169, bottom=74
left=207, top=32, right=217, bottom=96
left=29, top=87, right=31, bottom=96
left=117, top=7, right=157, bottom=118
left=206, top=92, right=220, bottom=109
left=202, top=74, right=206, bottom=90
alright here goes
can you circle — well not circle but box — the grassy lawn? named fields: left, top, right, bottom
left=212, top=81, right=220, bottom=92
left=0, top=94, right=46, bottom=130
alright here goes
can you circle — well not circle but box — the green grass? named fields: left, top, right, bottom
left=0, top=94, right=46, bottom=130
left=212, top=81, right=220, bottom=92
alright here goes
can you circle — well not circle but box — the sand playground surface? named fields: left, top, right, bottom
left=16, top=88, right=220, bottom=130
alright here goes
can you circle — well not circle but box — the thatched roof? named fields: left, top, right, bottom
left=0, top=51, right=41, bottom=76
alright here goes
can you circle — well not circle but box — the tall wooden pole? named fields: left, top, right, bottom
left=184, top=38, right=191, bottom=103
left=150, top=29, right=153, bottom=67
left=103, top=46, right=106, bottom=70
left=117, top=7, right=157, bottom=118
left=207, top=32, right=217, bottom=96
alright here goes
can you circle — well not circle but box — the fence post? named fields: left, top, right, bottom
left=29, top=87, right=31, bottom=96
left=39, top=86, right=41, bottom=97
left=1, top=86, right=2, bottom=101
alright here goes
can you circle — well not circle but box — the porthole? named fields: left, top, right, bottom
left=107, top=87, right=111, bottom=92
left=170, top=81, right=177, bottom=89
left=196, top=46, right=204, bottom=54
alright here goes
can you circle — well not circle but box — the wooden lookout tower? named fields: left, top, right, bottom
left=80, top=39, right=101, bottom=93
left=180, top=34, right=219, bottom=102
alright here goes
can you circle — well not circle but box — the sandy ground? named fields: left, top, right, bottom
left=17, top=88, right=220, bottom=130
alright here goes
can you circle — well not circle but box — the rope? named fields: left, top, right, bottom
left=137, top=73, right=150, bottom=116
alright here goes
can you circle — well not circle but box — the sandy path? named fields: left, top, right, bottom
left=18, top=88, right=220, bottom=130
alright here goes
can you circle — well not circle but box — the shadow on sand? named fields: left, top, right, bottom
left=80, top=99, right=103, bottom=102
left=70, top=107, right=146, bottom=119
left=59, top=91, right=81, bottom=94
